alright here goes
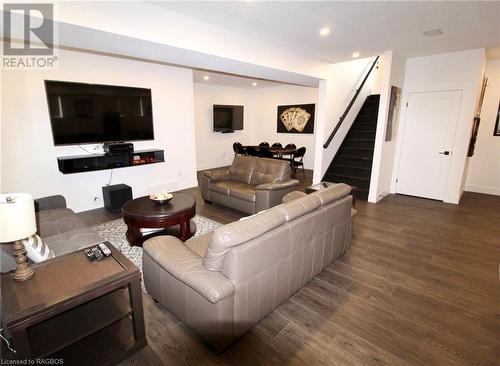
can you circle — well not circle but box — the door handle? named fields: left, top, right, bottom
left=439, top=151, right=450, bottom=155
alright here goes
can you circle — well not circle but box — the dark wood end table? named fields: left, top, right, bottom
left=0, top=243, right=146, bottom=365
left=122, top=193, right=196, bottom=246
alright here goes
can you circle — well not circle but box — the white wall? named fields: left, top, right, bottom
left=465, top=59, right=500, bottom=196
left=0, top=68, right=2, bottom=192
left=252, top=85, right=318, bottom=170
left=193, top=83, right=318, bottom=171
left=392, top=48, right=485, bottom=204
left=1, top=48, right=198, bottom=212
left=369, top=51, right=407, bottom=202
left=193, top=84, right=254, bottom=170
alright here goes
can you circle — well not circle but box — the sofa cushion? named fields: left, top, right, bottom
left=282, top=191, right=308, bottom=203
left=37, top=208, right=88, bottom=237
left=209, top=180, right=247, bottom=196
left=186, top=232, right=213, bottom=257
left=204, top=169, right=231, bottom=182
left=314, top=183, right=352, bottom=206
left=204, top=209, right=286, bottom=271
left=44, top=228, right=103, bottom=256
left=229, top=155, right=257, bottom=184
left=35, top=195, right=67, bottom=212
left=249, top=158, right=290, bottom=185
left=229, top=186, right=257, bottom=203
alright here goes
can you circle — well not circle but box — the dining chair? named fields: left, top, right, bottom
left=271, top=142, right=282, bottom=148
left=285, top=143, right=296, bottom=149
left=291, top=147, right=306, bottom=178
left=258, top=147, right=274, bottom=158
left=233, top=142, right=244, bottom=155
left=259, top=142, right=270, bottom=148
left=246, top=146, right=260, bottom=157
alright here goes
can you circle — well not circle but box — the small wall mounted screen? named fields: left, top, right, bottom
left=213, top=105, right=244, bottom=132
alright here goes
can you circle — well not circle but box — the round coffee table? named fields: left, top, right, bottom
left=122, top=193, right=196, bottom=246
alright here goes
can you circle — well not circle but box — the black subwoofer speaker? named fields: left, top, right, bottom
left=102, top=184, right=132, bottom=213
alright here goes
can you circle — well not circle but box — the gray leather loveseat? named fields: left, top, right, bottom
left=201, top=155, right=300, bottom=214
left=143, top=183, right=356, bottom=350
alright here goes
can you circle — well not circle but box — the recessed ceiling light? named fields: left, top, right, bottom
left=319, top=27, right=330, bottom=37
left=252, top=82, right=258, bottom=87
left=423, top=29, right=443, bottom=37
left=352, top=52, right=360, bottom=58
left=203, top=75, right=210, bottom=81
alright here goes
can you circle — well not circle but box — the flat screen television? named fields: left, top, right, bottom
left=45, top=80, right=154, bottom=145
left=213, top=105, right=243, bottom=132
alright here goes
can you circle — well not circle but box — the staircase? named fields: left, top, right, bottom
left=323, top=94, right=380, bottom=199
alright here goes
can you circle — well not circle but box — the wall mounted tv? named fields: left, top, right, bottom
left=45, top=80, right=154, bottom=145
left=213, top=105, right=243, bottom=132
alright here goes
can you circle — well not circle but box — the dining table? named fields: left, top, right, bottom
left=242, top=145, right=297, bottom=161
left=268, top=146, right=296, bottom=160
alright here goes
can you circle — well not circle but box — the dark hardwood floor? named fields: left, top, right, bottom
left=79, top=171, right=499, bottom=366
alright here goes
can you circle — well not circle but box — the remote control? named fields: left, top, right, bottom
left=98, top=242, right=112, bottom=257
left=92, top=247, right=104, bottom=261
left=322, top=182, right=329, bottom=188
left=85, top=248, right=95, bottom=261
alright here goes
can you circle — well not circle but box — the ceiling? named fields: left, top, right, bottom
left=193, top=70, right=285, bottom=88
left=153, top=1, right=500, bottom=63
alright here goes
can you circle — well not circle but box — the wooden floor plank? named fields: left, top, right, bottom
left=75, top=177, right=499, bottom=366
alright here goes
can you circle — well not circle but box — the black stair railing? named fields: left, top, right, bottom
left=323, top=56, right=380, bottom=149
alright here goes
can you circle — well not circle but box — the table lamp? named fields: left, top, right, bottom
left=0, top=193, right=37, bottom=281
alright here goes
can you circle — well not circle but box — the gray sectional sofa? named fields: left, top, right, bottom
left=201, top=155, right=300, bottom=214
left=0, top=195, right=103, bottom=273
left=142, top=183, right=356, bottom=350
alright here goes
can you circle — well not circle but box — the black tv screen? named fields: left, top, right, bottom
left=213, top=105, right=243, bottom=132
left=45, top=80, right=154, bottom=145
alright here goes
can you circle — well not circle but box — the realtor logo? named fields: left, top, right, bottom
left=2, top=3, right=57, bottom=68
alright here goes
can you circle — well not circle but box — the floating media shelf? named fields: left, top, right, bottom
left=57, top=149, right=165, bottom=174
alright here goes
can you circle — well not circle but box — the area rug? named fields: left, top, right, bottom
left=93, top=215, right=222, bottom=291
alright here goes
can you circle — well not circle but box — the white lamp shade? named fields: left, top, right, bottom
left=0, top=193, right=37, bottom=242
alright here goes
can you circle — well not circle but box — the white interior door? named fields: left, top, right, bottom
left=396, top=90, right=462, bottom=200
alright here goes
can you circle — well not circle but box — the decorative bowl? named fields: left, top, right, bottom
left=149, top=192, right=173, bottom=205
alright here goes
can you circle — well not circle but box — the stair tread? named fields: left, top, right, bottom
left=336, top=155, right=373, bottom=161
left=331, top=164, right=371, bottom=170
left=342, top=146, right=374, bottom=151
left=326, top=174, right=371, bottom=182
left=353, top=123, right=377, bottom=127
left=353, top=125, right=377, bottom=129
left=345, top=138, right=375, bottom=142
left=355, top=122, right=377, bottom=126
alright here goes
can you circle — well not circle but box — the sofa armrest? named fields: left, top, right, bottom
left=255, top=180, right=300, bottom=212
left=203, top=169, right=232, bottom=182
left=256, top=179, right=300, bottom=191
left=143, top=236, right=235, bottom=304
left=34, top=195, right=67, bottom=212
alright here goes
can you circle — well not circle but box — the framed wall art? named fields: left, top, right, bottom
left=277, top=104, right=315, bottom=134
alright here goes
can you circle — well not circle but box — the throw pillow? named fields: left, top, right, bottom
left=22, top=234, right=55, bottom=263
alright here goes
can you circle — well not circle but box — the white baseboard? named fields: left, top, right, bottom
left=72, top=179, right=200, bottom=213
left=465, top=184, right=500, bottom=196
left=368, top=187, right=390, bottom=203
left=177, top=180, right=199, bottom=191
left=375, top=189, right=390, bottom=202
